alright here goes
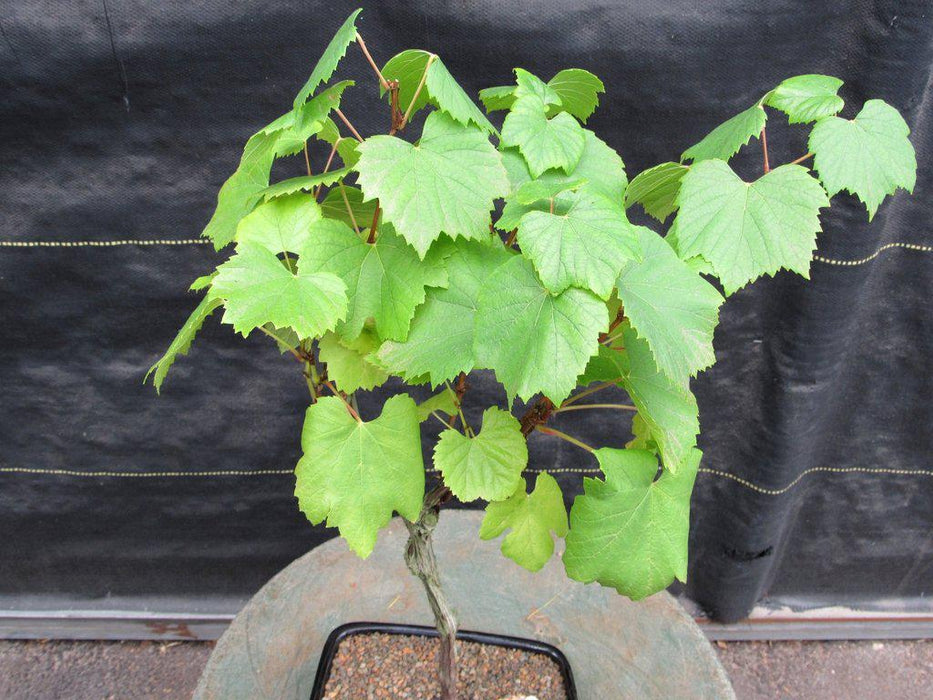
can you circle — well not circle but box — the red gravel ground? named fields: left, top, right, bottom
left=321, top=632, right=567, bottom=700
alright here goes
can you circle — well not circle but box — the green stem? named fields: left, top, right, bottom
left=400, top=54, right=437, bottom=129
left=256, top=325, right=302, bottom=361
left=560, top=381, right=619, bottom=407
left=554, top=403, right=637, bottom=414
left=535, top=426, right=595, bottom=453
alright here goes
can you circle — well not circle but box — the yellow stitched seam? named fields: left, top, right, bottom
left=0, top=240, right=211, bottom=248
left=813, top=242, right=933, bottom=267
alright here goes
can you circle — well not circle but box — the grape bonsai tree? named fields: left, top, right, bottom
left=148, top=8, right=917, bottom=698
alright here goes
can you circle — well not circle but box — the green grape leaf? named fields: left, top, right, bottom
left=624, top=162, right=690, bottom=223
left=318, top=329, right=388, bottom=393
left=479, top=85, right=517, bottom=112
left=617, top=325, right=699, bottom=472
left=355, top=111, right=509, bottom=257
left=235, top=192, right=322, bottom=256
left=298, top=220, right=445, bottom=342
left=378, top=241, right=513, bottom=385
left=669, top=160, right=829, bottom=294
left=514, top=178, right=588, bottom=205
left=616, top=227, right=723, bottom=388
left=434, top=407, right=528, bottom=502
left=809, top=99, right=917, bottom=220
left=563, top=447, right=701, bottom=599
left=502, top=93, right=586, bottom=178
left=381, top=50, right=496, bottom=134
left=626, top=413, right=657, bottom=451
left=146, top=294, right=222, bottom=392
left=258, top=167, right=352, bottom=201
left=201, top=131, right=280, bottom=249
left=320, top=185, right=378, bottom=229
left=547, top=68, right=604, bottom=123
left=765, top=74, right=844, bottom=124
left=479, top=473, right=568, bottom=572
left=292, top=8, right=362, bottom=109
left=474, top=256, right=608, bottom=403
left=517, top=189, right=639, bottom=299
left=681, top=103, right=766, bottom=163
left=264, top=81, right=354, bottom=156
left=211, top=243, right=347, bottom=338
left=294, top=394, right=424, bottom=557
left=514, top=68, right=563, bottom=104
left=416, top=387, right=459, bottom=422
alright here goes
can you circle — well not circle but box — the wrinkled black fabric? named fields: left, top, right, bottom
left=1, top=0, right=931, bottom=623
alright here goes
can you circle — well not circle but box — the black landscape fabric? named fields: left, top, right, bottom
left=1, top=1, right=931, bottom=624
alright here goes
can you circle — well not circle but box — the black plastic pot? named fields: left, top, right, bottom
left=310, top=621, right=578, bottom=700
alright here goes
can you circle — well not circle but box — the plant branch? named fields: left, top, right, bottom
left=789, top=152, right=814, bottom=166
left=367, top=202, right=380, bottom=244
left=322, top=379, right=361, bottom=422
left=561, top=381, right=619, bottom=407
left=535, top=426, right=595, bottom=453
left=447, top=375, right=473, bottom=437
left=355, top=32, right=389, bottom=90
left=554, top=402, right=637, bottom=414
left=761, top=126, right=770, bottom=174
left=302, top=143, right=313, bottom=177
left=504, top=228, right=518, bottom=248
left=519, top=397, right=554, bottom=437
left=400, top=53, right=437, bottom=129
left=334, top=108, right=365, bottom=142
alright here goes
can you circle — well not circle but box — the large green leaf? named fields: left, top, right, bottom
left=292, top=9, right=362, bottom=109
left=298, top=221, right=445, bottom=342
left=146, top=294, right=222, bottom=392
left=681, top=103, right=766, bottom=163
left=517, top=189, right=639, bottom=299
left=563, top=447, right=700, bottom=600
left=669, top=160, right=829, bottom=294
left=318, top=329, right=388, bottom=393
left=547, top=68, right=604, bottom=122
left=765, top=74, right=844, bottom=124
left=624, top=162, right=689, bottom=223
left=234, top=192, right=321, bottom=256
left=479, top=473, right=568, bottom=572
left=355, top=111, right=509, bottom=257
left=474, top=256, right=608, bottom=403
left=501, top=92, right=586, bottom=178
left=434, top=407, right=527, bottom=502
left=809, top=99, right=917, bottom=220
left=294, top=394, right=424, bottom=557
left=264, top=81, right=354, bottom=156
left=381, top=50, right=496, bottom=134
left=211, top=243, right=347, bottom=338
left=377, top=241, right=512, bottom=385
left=616, top=227, right=722, bottom=389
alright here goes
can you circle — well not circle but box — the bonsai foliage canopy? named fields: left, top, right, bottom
left=148, top=9, right=916, bottom=601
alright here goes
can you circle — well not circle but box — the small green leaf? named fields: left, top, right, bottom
left=626, top=413, right=656, bottom=451
left=474, top=256, right=608, bottom=403
left=235, top=193, right=322, bottom=256
left=563, top=447, right=701, bottom=600
left=299, top=221, right=446, bottom=342
left=264, top=81, right=354, bottom=156
left=514, top=178, right=588, bottom=205
left=624, top=162, right=689, bottom=222
left=809, top=99, right=917, bottom=220
left=320, top=185, right=378, bottom=229
left=765, top=74, right=844, bottom=124
left=355, top=111, right=509, bottom=257
left=258, top=168, right=352, bottom=201
left=189, top=273, right=216, bottom=292
left=669, top=160, right=829, bottom=294
left=435, top=407, right=528, bottom=502
left=501, top=93, right=586, bottom=178
left=517, top=189, right=639, bottom=299
left=212, top=242, right=347, bottom=338
left=617, top=325, right=699, bottom=472
left=681, top=103, right=766, bottom=163
left=514, top=69, right=563, bottom=104
left=547, top=68, right=605, bottom=123
left=292, top=8, right=362, bottom=109
left=318, top=329, right=388, bottom=393
left=201, top=131, right=279, bottom=249
left=146, top=294, right=222, bottom=392
left=295, top=394, right=424, bottom=557
left=480, top=473, right=568, bottom=572
left=616, top=227, right=723, bottom=388
left=426, top=57, right=498, bottom=134
left=378, top=241, right=513, bottom=385
left=416, top=387, right=459, bottom=422
left=479, top=85, right=516, bottom=112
